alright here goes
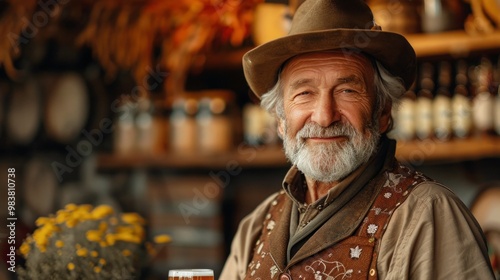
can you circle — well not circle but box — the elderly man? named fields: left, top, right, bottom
left=220, top=0, right=494, bottom=279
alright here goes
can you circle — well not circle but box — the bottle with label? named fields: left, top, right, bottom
left=471, top=57, right=495, bottom=135
left=415, top=89, right=434, bottom=140
left=433, top=87, right=453, bottom=140
left=433, top=61, right=453, bottom=141
left=243, top=103, right=265, bottom=146
left=114, top=97, right=137, bottom=154
left=169, top=98, right=198, bottom=154
left=135, top=95, right=154, bottom=153
left=393, top=89, right=416, bottom=141
left=451, top=60, right=472, bottom=138
left=452, top=85, right=473, bottom=138
left=197, top=97, right=233, bottom=154
left=415, top=62, right=435, bottom=140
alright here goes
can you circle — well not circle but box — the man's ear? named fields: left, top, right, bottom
left=378, top=101, right=392, bottom=134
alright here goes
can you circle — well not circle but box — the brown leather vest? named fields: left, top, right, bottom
left=245, top=162, right=431, bottom=280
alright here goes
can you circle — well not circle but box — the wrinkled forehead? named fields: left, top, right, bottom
left=280, top=51, right=376, bottom=83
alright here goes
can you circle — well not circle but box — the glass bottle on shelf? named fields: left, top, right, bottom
left=416, top=88, right=434, bottom=140
left=415, top=62, right=435, bottom=140
left=169, top=98, right=198, bottom=154
left=452, top=60, right=472, bottom=138
left=452, top=84, right=472, bottom=138
left=471, top=57, right=495, bottom=135
left=114, top=97, right=137, bottom=154
left=243, top=103, right=265, bottom=146
left=433, top=61, right=453, bottom=141
left=197, top=97, right=233, bottom=154
left=392, top=89, right=416, bottom=141
left=433, top=87, right=453, bottom=140
left=421, top=0, right=465, bottom=33
left=135, top=95, right=154, bottom=153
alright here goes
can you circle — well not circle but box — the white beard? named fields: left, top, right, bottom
left=282, top=121, right=380, bottom=183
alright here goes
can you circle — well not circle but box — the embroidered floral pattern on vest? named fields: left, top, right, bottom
left=245, top=163, right=432, bottom=280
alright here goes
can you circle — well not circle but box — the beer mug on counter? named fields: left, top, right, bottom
left=168, top=269, right=214, bottom=280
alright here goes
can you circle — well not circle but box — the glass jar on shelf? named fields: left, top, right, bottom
left=169, top=98, right=198, bottom=154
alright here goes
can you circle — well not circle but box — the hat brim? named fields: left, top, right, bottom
left=243, top=29, right=416, bottom=98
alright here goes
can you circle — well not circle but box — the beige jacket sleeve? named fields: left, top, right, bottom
left=219, top=193, right=279, bottom=280
left=378, top=182, right=495, bottom=280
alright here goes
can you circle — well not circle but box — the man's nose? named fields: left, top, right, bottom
left=310, top=94, right=341, bottom=127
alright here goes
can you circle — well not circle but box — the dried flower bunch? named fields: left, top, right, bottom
left=0, top=0, right=263, bottom=95
left=18, top=204, right=170, bottom=280
left=76, top=0, right=264, bottom=99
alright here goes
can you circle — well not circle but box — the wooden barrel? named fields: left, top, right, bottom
left=22, top=155, right=59, bottom=223
left=42, top=72, right=90, bottom=144
left=4, top=79, right=42, bottom=146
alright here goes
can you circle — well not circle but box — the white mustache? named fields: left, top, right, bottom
left=296, top=122, right=356, bottom=139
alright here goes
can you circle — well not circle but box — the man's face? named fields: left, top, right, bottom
left=279, top=51, right=390, bottom=183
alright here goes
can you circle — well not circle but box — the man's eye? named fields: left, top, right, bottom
left=339, top=88, right=357, bottom=94
left=293, top=91, right=310, bottom=98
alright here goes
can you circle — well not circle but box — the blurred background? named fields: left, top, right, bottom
left=0, top=0, right=500, bottom=279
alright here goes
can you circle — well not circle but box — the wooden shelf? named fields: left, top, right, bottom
left=395, top=135, right=500, bottom=164
left=97, top=145, right=288, bottom=170
left=199, top=30, right=500, bottom=70
left=97, top=136, right=500, bottom=169
left=406, top=30, right=500, bottom=58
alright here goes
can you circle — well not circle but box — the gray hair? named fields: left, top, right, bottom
left=260, top=60, right=407, bottom=125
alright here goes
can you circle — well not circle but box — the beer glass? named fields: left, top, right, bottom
left=168, top=269, right=214, bottom=280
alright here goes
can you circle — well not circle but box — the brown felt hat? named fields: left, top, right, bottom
left=243, top=0, right=416, bottom=98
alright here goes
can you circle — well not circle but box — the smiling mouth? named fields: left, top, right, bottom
left=306, top=136, right=348, bottom=142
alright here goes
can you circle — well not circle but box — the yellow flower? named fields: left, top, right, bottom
left=116, top=226, right=133, bottom=234
left=154, top=234, right=171, bottom=244
left=113, top=232, right=141, bottom=244
left=132, top=224, right=145, bottom=240
left=99, top=258, right=106, bottom=265
left=122, top=249, right=132, bottom=257
left=35, top=217, right=53, bottom=227
left=91, top=250, right=99, bottom=258
left=76, top=248, right=88, bottom=257
left=73, top=207, right=92, bottom=221
left=109, top=217, right=118, bottom=225
left=55, top=240, right=64, bottom=248
left=67, top=262, right=75, bottom=271
left=65, top=204, right=78, bottom=211
left=65, top=218, right=79, bottom=228
left=55, top=211, right=71, bottom=224
left=32, top=224, right=60, bottom=252
left=105, top=234, right=116, bottom=246
left=20, top=242, right=30, bottom=257
left=77, top=204, right=93, bottom=212
left=121, top=213, right=146, bottom=225
left=91, top=205, right=114, bottom=219
left=94, top=266, right=102, bottom=273
left=86, top=230, right=103, bottom=242
left=98, top=221, right=108, bottom=232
